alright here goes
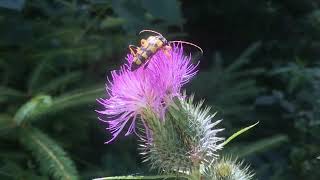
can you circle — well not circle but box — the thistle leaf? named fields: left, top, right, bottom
left=19, top=126, right=79, bottom=180
left=24, top=86, right=104, bottom=123
left=13, top=95, right=52, bottom=125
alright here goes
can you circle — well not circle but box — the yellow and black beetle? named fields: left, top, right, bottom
left=129, top=30, right=203, bottom=71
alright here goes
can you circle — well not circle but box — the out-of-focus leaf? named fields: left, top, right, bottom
left=0, top=0, right=25, bottom=11
left=0, top=150, right=26, bottom=160
left=0, top=87, right=25, bottom=103
left=0, top=59, right=9, bottom=85
left=0, top=114, right=15, bottom=135
left=112, top=0, right=148, bottom=33
left=19, top=126, right=79, bottom=180
left=27, top=86, right=104, bottom=122
left=225, top=134, right=289, bottom=158
left=32, top=46, right=98, bottom=60
left=13, top=95, right=52, bottom=125
left=100, top=17, right=126, bottom=29
left=33, top=71, right=83, bottom=94
left=226, top=41, right=261, bottom=72
left=28, top=60, right=50, bottom=93
left=141, top=0, right=184, bottom=26
left=190, top=43, right=263, bottom=120
left=0, top=161, right=49, bottom=180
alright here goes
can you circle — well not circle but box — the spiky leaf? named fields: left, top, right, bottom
left=19, top=126, right=79, bottom=180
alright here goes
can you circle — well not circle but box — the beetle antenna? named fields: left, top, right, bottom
left=169, top=41, right=203, bottom=54
left=139, top=29, right=163, bottom=36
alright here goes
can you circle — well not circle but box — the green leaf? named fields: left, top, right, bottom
left=0, top=86, right=25, bottom=103
left=112, top=0, right=148, bottom=33
left=0, top=150, right=27, bottom=160
left=226, top=42, right=261, bottom=73
left=28, top=60, right=50, bottom=94
left=0, top=114, right=15, bottom=135
left=13, top=95, right=52, bottom=125
left=34, top=71, right=83, bottom=94
left=100, top=17, right=126, bottom=29
left=27, top=86, right=104, bottom=122
left=221, top=121, right=259, bottom=147
left=0, top=0, right=25, bottom=11
left=19, top=126, right=79, bottom=180
left=0, top=160, right=49, bottom=180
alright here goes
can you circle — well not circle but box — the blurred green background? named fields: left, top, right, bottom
left=0, top=0, right=319, bottom=179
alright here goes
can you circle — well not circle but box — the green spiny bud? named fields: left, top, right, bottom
left=203, top=157, right=254, bottom=180
left=139, top=93, right=224, bottom=174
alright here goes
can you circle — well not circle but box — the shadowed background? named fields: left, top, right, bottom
left=0, top=0, right=319, bottom=180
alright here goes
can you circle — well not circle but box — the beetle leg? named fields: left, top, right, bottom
left=163, top=45, right=172, bottom=59
left=129, top=45, right=138, bottom=56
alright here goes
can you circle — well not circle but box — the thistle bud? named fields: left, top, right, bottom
left=140, top=94, right=224, bottom=175
left=203, top=157, right=254, bottom=180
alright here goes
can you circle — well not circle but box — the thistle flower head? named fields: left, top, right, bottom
left=97, top=44, right=198, bottom=143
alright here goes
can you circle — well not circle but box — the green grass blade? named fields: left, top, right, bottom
left=221, top=121, right=259, bottom=147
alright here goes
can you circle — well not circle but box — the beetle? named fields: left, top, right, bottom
left=129, top=30, right=203, bottom=71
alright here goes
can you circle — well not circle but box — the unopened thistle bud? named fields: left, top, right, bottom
left=140, top=94, right=224, bottom=174
left=203, top=157, right=254, bottom=180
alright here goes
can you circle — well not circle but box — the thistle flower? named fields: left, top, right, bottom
left=97, top=44, right=198, bottom=143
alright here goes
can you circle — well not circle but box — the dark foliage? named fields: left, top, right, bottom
left=0, top=0, right=319, bottom=179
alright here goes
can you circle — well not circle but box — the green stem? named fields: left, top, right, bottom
left=189, top=165, right=201, bottom=180
left=93, top=174, right=190, bottom=180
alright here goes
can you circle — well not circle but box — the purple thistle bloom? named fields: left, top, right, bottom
left=97, top=44, right=198, bottom=143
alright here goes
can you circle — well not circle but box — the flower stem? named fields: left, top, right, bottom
left=189, top=166, right=201, bottom=180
